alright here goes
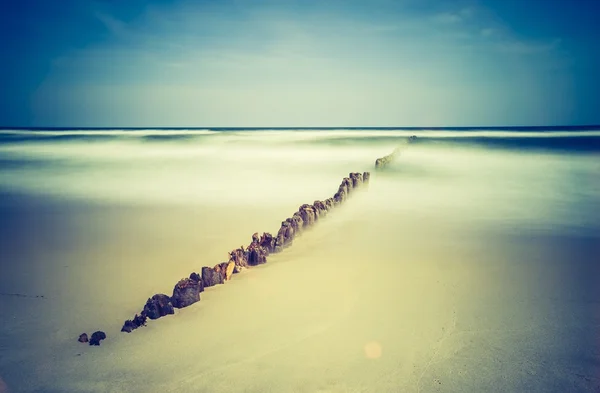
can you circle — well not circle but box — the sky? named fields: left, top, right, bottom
left=1, top=0, right=599, bottom=127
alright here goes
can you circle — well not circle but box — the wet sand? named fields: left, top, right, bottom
left=1, top=185, right=599, bottom=393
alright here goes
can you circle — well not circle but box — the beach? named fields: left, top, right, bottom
left=1, top=129, right=599, bottom=392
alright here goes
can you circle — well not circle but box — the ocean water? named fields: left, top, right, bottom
left=0, top=128, right=599, bottom=393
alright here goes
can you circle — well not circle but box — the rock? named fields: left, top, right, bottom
left=78, top=333, right=88, bottom=343
left=291, top=213, right=304, bottom=234
left=259, top=232, right=275, bottom=254
left=286, top=216, right=300, bottom=234
left=214, top=261, right=235, bottom=281
left=121, top=313, right=147, bottom=333
left=189, top=272, right=203, bottom=289
left=337, top=182, right=349, bottom=198
left=325, top=198, right=335, bottom=210
left=343, top=177, right=353, bottom=193
left=214, top=262, right=227, bottom=274
left=334, top=188, right=347, bottom=204
left=225, top=261, right=235, bottom=280
left=275, top=222, right=289, bottom=250
left=299, top=205, right=316, bottom=227
left=229, top=247, right=249, bottom=268
left=350, top=172, right=363, bottom=187
left=276, top=221, right=294, bottom=248
left=172, top=278, right=202, bottom=308
left=202, top=266, right=224, bottom=288
left=247, top=242, right=268, bottom=266
left=134, top=312, right=147, bottom=325
left=89, top=331, right=106, bottom=346
left=363, top=171, right=370, bottom=183
left=143, top=294, right=175, bottom=319
left=285, top=219, right=296, bottom=240
left=375, top=148, right=400, bottom=169
left=121, top=320, right=136, bottom=333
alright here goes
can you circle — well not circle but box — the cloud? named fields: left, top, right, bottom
left=431, top=7, right=474, bottom=24
left=481, top=28, right=496, bottom=37
left=95, top=12, right=129, bottom=38
left=29, top=0, right=573, bottom=126
left=496, top=38, right=561, bottom=55
left=431, top=12, right=462, bottom=24
left=459, top=7, right=475, bottom=18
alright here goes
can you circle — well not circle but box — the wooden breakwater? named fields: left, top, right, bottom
left=85, top=171, right=370, bottom=340
left=374, top=135, right=417, bottom=169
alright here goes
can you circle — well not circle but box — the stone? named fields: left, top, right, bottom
left=214, top=261, right=235, bottom=280
left=259, top=232, right=275, bottom=254
left=121, top=320, right=136, bottom=333
left=334, top=188, right=347, bottom=204
left=172, top=278, right=202, bottom=308
left=229, top=247, right=249, bottom=268
left=291, top=213, right=304, bottom=234
left=89, top=331, right=106, bottom=346
left=375, top=148, right=400, bottom=169
left=325, top=198, right=335, bottom=210
left=350, top=172, right=363, bottom=187
left=286, top=217, right=300, bottom=234
left=121, top=313, right=147, bottom=333
left=363, top=171, right=370, bottom=183
left=275, top=222, right=285, bottom=243
left=202, top=266, right=224, bottom=288
left=78, top=333, right=88, bottom=343
left=247, top=242, right=268, bottom=266
left=275, top=221, right=290, bottom=249
left=225, top=261, right=235, bottom=280
left=189, top=272, right=203, bottom=290
left=299, top=205, right=316, bottom=227
left=143, top=294, right=175, bottom=319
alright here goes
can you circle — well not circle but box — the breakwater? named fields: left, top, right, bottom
left=75, top=171, right=371, bottom=343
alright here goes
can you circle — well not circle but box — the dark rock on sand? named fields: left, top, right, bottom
left=334, top=189, right=347, bottom=204
left=229, top=247, right=249, bottom=268
left=247, top=242, right=268, bottom=266
left=259, top=232, right=275, bottom=254
left=291, top=213, right=304, bottom=234
left=121, top=320, right=136, bottom=333
left=189, top=272, right=204, bottom=290
left=350, top=172, right=363, bottom=187
left=299, top=204, right=317, bottom=227
left=172, top=278, right=202, bottom=308
left=121, top=312, right=148, bottom=333
left=89, top=331, right=106, bottom=346
left=375, top=148, right=401, bottom=169
left=313, top=200, right=328, bottom=216
left=214, top=262, right=235, bottom=281
left=276, top=220, right=294, bottom=249
left=202, top=266, right=224, bottom=288
left=143, top=294, right=175, bottom=319
left=213, top=261, right=235, bottom=280
left=325, top=197, right=335, bottom=210
left=78, top=333, right=88, bottom=343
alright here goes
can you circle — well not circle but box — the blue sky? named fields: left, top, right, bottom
left=1, top=0, right=599, bottom=127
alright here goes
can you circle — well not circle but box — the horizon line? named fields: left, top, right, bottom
left=1, top=125, right=600, bottom=131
